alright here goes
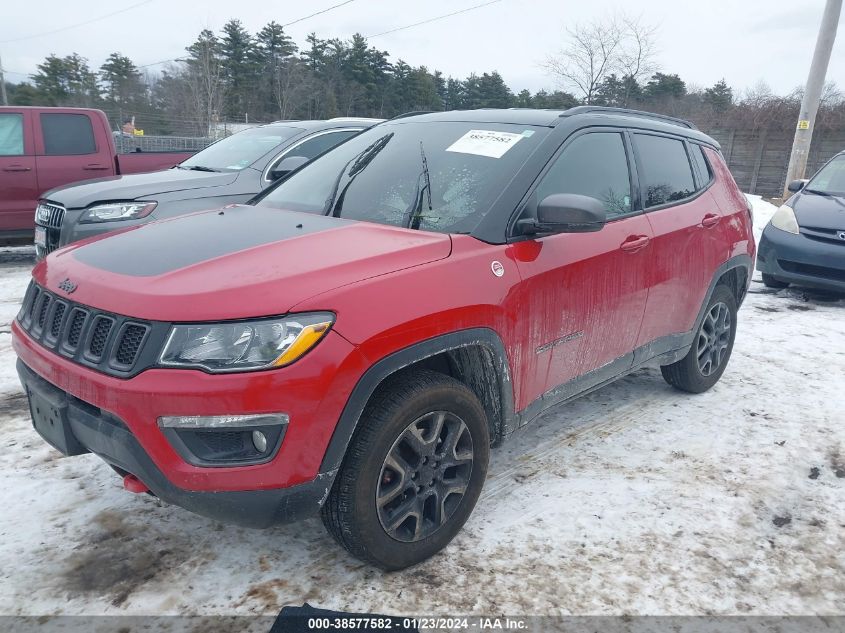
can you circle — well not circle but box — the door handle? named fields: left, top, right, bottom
left=2, top=165, right=32, bottom=172
left=701, top=213, right=721, bottom=228
left=620, top=235, right=650, bottom=252
left=83, top=164, right=109, bottom=171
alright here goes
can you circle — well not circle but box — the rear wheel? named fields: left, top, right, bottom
left=321, top=369, right=490, bottom=570
left=762, top=273, right=789, bottom=289
left=661, top=284, right=737, bottom=394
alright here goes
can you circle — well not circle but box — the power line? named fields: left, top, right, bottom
left=0, top=0, right=154, bottom=44
left=365, top=0, right=502, bottom=39
left=282, top=0, right=357, bottom=28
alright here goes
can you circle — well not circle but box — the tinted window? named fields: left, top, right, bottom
left=259, top=122, right=549, bottom=234
left=181, top=125, right=304, bottom=171
left=634, top=134, right=696, bottom=208
left=40, top=113, right=96, bottom=155
left=535, top=132, right=632, bottom=218
left=0, top=114, right=24, bottom=156
left=689, top=144, right=712, bottom=188
left=806, top=154, right=845, bottom=195
left=268, top=130, right=360, bottom=179
left=289, top=130, right=359, bottom=161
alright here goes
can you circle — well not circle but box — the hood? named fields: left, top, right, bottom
left=792, top=191, right=845, bottom=230
left=35, top=205, right=452, bottom=322
left=43, top=168, right=240, bottom=208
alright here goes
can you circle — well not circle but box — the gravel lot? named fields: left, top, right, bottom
left=0, top=200, right=843, bottom=616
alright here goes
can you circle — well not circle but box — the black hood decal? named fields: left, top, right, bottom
left=72, top=205, right=353, bottom=276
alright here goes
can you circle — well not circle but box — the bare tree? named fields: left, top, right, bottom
left=545, top=13, right=658, bottom=105
left=184, top=30, right=226, bottom=136
left=617, top=14, right=659, bottom=105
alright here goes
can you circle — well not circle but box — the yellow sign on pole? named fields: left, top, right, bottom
left=797, top=120, right=810, bottom=130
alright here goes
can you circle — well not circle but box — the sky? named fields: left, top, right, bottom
left=1, top=0, right=843, bottom=98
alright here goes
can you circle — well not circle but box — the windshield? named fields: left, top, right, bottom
left=257, top=121, right=549, bottom=234
left=806, top=155, right=845, bottom=196
left=181, top=125, right=304, bottom=171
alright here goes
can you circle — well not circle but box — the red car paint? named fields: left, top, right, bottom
left=0, top=106, right=195, bottom=234
left=12, top=109, right=755, bottom=532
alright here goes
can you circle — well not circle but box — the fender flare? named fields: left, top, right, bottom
left=693, top=254, right=753, bottom=334
left=319, top=327, right=515, bottom=473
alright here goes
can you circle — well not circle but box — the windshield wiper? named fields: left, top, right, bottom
left=402, top=141, right=433, bottom=230
left=803, top=188, right=832, bottom=196
left=324, top=133, right=394, bottom=217
left=178, top=165, right=218, bottom=172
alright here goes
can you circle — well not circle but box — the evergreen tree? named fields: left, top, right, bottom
left=33, top=54, right=99, bottom=106
left=644, top=72, right=686, bottom=101
left=99, top=53, right=146, bottom=108
left=703, top=79, right=733, bottom=112
left=220, top=19, right=258, bottom=120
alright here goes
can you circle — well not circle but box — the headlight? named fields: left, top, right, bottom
left=159, top=313, right=334, bottom=372
left=769, top=204, right=799, bottom=234
left=81, top=201, right=157, bottom=223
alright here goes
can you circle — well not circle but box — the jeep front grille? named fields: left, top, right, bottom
left=17, top=281, right=166, bottom=378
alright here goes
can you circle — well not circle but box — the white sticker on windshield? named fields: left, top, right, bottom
left=446, top=129, right=524, bottom=159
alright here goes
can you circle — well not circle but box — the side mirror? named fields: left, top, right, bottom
left=518, top=193, right=607, bottom=236
left=269, top=155, right=309, bottom=181
left=787, top=179, right=808, bottom=193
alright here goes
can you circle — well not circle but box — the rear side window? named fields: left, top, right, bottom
left=634, top=134, right=695, bottom=208
left=288, top=130, right=359, bottom=161
left=40, top=113, right=96, bottom=155
left=268, top=129, right=360, bottom=179
left=689, top=144, right=712, bottom=188
left=0, top=113, right=24, bottom=156
left=535, top=132, right=632, bottom=218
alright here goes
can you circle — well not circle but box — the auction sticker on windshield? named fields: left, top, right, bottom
left=446, top=129, right=524, bottom=159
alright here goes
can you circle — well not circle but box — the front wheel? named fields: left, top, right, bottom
left=321, top=369, right=490, bottom=570
left=661, top=284, right=738, bottom=394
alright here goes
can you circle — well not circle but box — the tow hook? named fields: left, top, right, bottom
left=123, top=474, right=150, bottom=494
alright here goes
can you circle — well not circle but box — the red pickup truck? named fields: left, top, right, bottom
left=0, top=106, right=196, bottom=237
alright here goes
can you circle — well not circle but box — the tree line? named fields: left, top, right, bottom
left=5, top=17, right=845, bottom=137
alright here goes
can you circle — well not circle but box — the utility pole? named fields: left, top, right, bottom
left=783, top=0, right=843, bottom=197
left=0, top=52, right=8, bottom=106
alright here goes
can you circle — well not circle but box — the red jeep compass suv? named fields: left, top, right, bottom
left=14, top=107, right=754, bottom=570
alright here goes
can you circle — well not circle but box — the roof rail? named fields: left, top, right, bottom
left=560, top=106, right=697, bottom=130
left=327, top=117, right=385, bottom=122
left=389, top=111, right=434, bottom=121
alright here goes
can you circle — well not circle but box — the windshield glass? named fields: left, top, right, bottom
left=806, top=155, right=845, bottom=196
left=257, top=121, right=549, bottom=234
left=181, top=125, right=304, bottom=171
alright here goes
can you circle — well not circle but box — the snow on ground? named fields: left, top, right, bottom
left=0, top=205, right=843, bottom=616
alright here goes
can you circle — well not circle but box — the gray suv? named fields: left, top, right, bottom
left=34, top=118, right=381, bottom=258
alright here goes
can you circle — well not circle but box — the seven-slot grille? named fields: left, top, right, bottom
left=34, top=202, right=66, bottom=258
left=17, top=282, right=154, bottom=376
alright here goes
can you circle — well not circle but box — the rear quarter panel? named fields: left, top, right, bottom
left=705, top=147, right=756, bottom=266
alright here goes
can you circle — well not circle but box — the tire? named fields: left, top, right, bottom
left=661, top=284, right=738, bottom=394
left=762, top=273, right=789, bottom=289
left=321, top=369, right=490, bottom=570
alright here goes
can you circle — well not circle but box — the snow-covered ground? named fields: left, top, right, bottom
left=0, top=200, right=843, bottom=616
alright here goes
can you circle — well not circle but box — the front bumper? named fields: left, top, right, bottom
left=18, top=360, right=331, bottom=527
left=757, top=224, right=845, bottom=292
left=12, top=317, right=367, bottom=493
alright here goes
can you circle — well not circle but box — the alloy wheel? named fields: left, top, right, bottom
left=376, top=410, right=474, bottom=542
left=696, top=301, right=732, bottom=377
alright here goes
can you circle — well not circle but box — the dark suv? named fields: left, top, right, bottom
left=34, top=118, right=380, bottom=258
left=14, top=107, right=754, bottom=570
